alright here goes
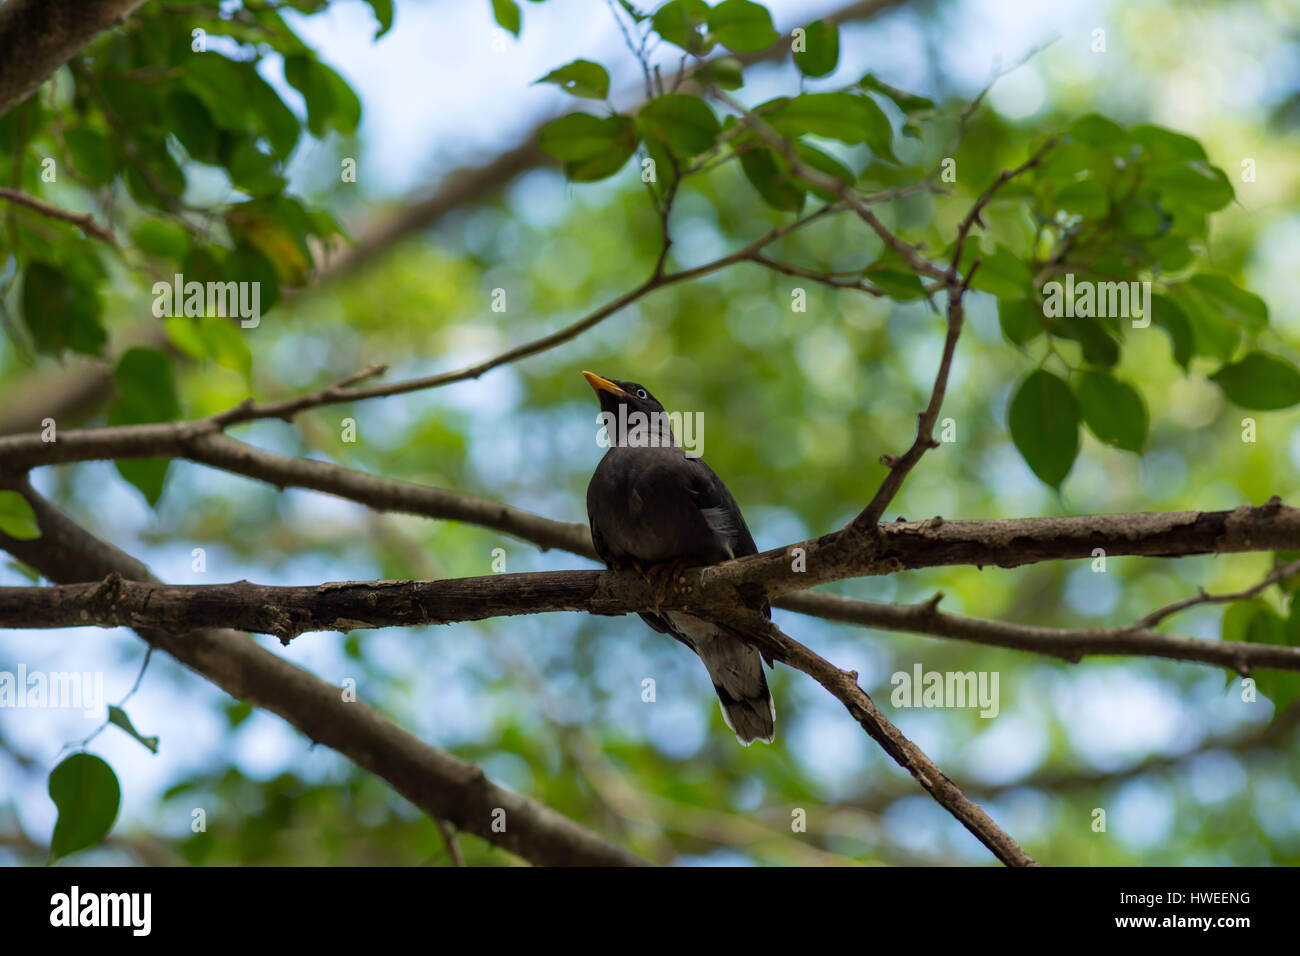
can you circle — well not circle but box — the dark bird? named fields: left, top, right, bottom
left=581, top=370, right=775, bottom=745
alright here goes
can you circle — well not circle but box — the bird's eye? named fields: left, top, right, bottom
left=636, top=388, right=648, bottom=399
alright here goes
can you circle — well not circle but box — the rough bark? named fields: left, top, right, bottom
left=0, top=0, right=147, bottom=118
left=0, top=483, right=648, bottom=866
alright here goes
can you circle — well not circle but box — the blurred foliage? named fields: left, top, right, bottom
left=3, top=0, right=1300, bottom=866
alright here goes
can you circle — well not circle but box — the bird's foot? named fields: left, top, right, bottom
left=645, top=558, right=695, bottom=611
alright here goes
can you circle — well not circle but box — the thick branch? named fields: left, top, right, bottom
left=0, top=0, right=146, bottom=118
left=0, top=482, right=647, bottom=866
left=9, top=563, right=1300, bottom=675
left=3, top=415, right=1297, bottom=582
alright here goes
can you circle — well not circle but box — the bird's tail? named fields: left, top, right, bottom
left=673, top=614, right=775, bottom=745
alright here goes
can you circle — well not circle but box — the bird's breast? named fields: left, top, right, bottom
left=587, top=446, right=721, bottom=564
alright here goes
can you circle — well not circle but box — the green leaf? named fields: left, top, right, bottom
left=165, top=315, right=253, bottom=382
left=181, top=54, right=249, bottom=130
left=791, top=141, right=853, bottom=200
left=1130, top=124, right=1206, bottom=162
left=1169, top=285, right=1238, bottom=361
left=866, top=269, right=924, bottom=300
left=769, top=93, right=894, bottom=159
left=637, top=93, right=720, bottom=159
left=859, top=73, right=934, bottom=114
left=21, top=261, right=106, bottom=356
left=241, top=68, right=301, bottom=161
left=133, top=219, right=192, bottom=261
left=536, top=59, right=610, bottom=100
left=1150, top=293, right=1193, bottom=368
left=1147, top=160, right=1234, bottom=212
left=1009, top=369, right=1080, bottom=488
left=1068, top=113, right=1125, bottom=146
left=1055, top=315, right=1120, bottom=367
left=111, top=343, right=182, bottom=421
left=0, top=491, right=40, bottom=540
left=696, top=55, right=744, bottom=90
left=1209, top=352, right=1300, bottom=410
left=1223, top=600, right=1283, bottom=644
left=709, top=0, right=780, bottom=53
left=1076, top=370, right=1147, bottom=452
left=226, top=701, right=255, bottom=729
left=108, top=705, right=160, bottom=754
left=64, top=128, right=114, bottom=185
left=1186, top=274, right=1268, bottom=331
left=228, top=240, right=282, bottom=312
left=969, top=244, right=1033, bottom=299
left=538, top=113, right=638, bottom=181
left=114, top=461, right=170, bottom=508
left=364, top=0, right=394, bottom=37
left=539, top=112, right=630, bottom=160
left=1147, top=233, right=1194, bottom=272
left=491, top=0, right=521, bottom=35
left=642, top=135, right=676, bottom=198
left=652, top=0, right=713, bottom=54
left=794, top=20, right=839, bottom=78
left=223, top=138, right=286, bottom=198
left=284, top=55, right=362, bottom=137
left=998, top=296, right=1043, bottom=345
left=5, top=559, right=41, bottom=582
left=1055, top=179, right=1108, bottom=218
left=1276, top=551, right=1300, bottom=595
left=1116, top=198, right=1165, bottom=237
left=48, top=753, right=121, bottom=862
left=109, top=348, right=182, bottom=506
left=1224, top=601, right=1300, bottom=711
left=164, top=90, right=218, bottom=163
left=738, top=147, right=805, bottom=212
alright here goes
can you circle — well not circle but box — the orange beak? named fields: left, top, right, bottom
left=582, top=370, right=625, bottom=397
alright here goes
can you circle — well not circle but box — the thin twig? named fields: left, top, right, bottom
left=0, top=187, right=115, bottom=243
left=851, top=138, right=1057, bottom=532
left=435, top=818, right=466, bottom=866
left=712, top=610, right=1037, bottom=866
left=1131, top=557, right=1300, bottom=632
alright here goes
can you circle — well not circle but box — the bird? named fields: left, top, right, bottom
left=581, top=370, right=775, bottom=745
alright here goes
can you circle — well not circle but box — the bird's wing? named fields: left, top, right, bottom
left=589, top=516, right=615, bottom=566
left=685, top=459, right=773, bottom=667
left=683, top=458, right=760, bottom=559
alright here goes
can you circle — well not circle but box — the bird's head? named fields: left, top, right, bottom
left=581, top=371, right=677, bottom=448
left=581, top=371, right=667, bottom=418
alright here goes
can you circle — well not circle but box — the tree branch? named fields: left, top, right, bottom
left=314, top=0, right=909, bottom=282
left=711, top=609, right=1037, bottom=866
left=777, top=589, right=1300, bottom=674
left=851, top=139, right=1057, bottom=532
left=0, top=187, right=116, bottom=243
left=3, top=406, right=1298, bottom=583
left=1130, top=557, right=1300, bottom=631
left=10, top=562, right=1300, bottom=675
left=0, top=0, right=147, bottom=118
left=0, top=480, right=648, bottom=867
